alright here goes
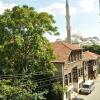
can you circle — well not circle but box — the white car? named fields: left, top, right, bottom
left=80, top=80, right=95, bottom=94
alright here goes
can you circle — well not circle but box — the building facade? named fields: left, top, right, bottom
left=83, top=51, right=100, bottom=82
left=52, top=42, right=100, bottom=100
left=52, top=41, right=83, bottom=100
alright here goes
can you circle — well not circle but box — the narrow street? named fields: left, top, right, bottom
left=72, top=75, right=100, bottom=100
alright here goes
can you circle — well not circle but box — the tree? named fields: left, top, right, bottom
left=0, top=5, right=59, bottom=99
left=0, top=79, right=47, bottom=100
left=0, top=5, right=59, bottom=75
left=83, top=44, right=100, bottom=55
left=46, top=82, right=67, bottom=100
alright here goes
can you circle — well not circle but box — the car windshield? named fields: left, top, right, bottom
left=83, top=85, right=89, bottom=88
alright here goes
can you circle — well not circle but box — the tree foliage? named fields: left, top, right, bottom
left=0, top=79, right=47, bottom=100
left=0, top=5, right=59, bottom=75
left=83, top=44, right=100, bottom=55
left=0, top=5, right=59, bottom=99
left=46, top=82, right=66, bottom=100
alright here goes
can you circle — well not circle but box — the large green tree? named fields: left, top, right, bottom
left=0, top=5, right=59, bottom=75
left=0, top=5, right=59, bottom=99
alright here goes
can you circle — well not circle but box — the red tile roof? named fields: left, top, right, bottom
left=83, top=51, right=99, bottom=61
left=66, top=43, right=82, bottom=50
left=51, top=41, right=82, bottom=62
left=51, top=41, right=71, bottom=62
left=93, top=53, right=100, bottom=58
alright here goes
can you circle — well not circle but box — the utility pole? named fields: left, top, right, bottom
left=62, top=64, right=65, bottom=100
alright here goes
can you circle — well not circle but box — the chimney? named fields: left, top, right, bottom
left=66, top=0, right=71, bottom=44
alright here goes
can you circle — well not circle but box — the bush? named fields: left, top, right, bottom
left=46, top=82, right=67, bottom=100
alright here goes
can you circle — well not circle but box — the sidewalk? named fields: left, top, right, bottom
left=95, top=74, right=100, bottom=80
left=72, top=92, right=84, bottom=100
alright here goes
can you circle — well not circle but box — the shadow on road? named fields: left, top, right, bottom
left=79, top=92, right=89, bottom=95
left=72, top=97, right=84, bottom=100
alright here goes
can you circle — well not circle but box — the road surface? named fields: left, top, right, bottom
left=72, top=75, right=100, bottom=100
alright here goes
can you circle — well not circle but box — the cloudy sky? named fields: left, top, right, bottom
left=0, top=0, right=100, bottom=41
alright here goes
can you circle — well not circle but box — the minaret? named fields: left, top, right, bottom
left=66, top=0, right=71, bottom=44
left=99, top=0, right=100, bottom=15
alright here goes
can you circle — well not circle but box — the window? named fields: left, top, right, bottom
left=85, top=62, right=87, bottom=70
left=68, top=56, right=70, bottom=62
left=78, top=69, right=81, bottom=77
left=81, top=68, right=83, bottom=75
left=71, top=52, right=73, bottom=62
left=76, top=51, right=78, bottom=60
left=94, top=61, right=97, bottom=65
left=83, top=82, right=94, bottom=88
left=68, top=55, right=71, bottom=62
left=72, top=68, right=78, bottom=82
left=78, top=52, right=80, bottom=60
left=65, top=75, right=68, bottom=85
left=83, top=62, right=85, bottom=67
left=72, top=51, right=76, bottom=62
left=85, top=66, right=87, bottom=70
left=90, top=82, right=94, bottom=87
left=69, top=73, right=72, bottom=83
left=79, top=51, right=82, bottom=59
left=83, top=85, right=89, bottom=88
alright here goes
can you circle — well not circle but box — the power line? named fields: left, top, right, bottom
left=0, top=74, right=63, bottom=88
left=0, top=72, right=62, bottom=81
left=0, top=73, right=63, bottom=83
left=36, top=76, right=63, bottom=88
left=0, top=71, right=62, bottom=76
left=0, top=72, right=64, bottom=89
left=0, top=74, right=62, bottom=82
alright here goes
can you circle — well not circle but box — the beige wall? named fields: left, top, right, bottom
left=53, top=63, right=63, bottom=77
left=64, top=60, right=82, bottom=75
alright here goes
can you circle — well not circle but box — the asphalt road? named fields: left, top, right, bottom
left=72, top=75, right=100, bottom=100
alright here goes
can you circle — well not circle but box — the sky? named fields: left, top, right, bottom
left=0, top=0, right=100, bottom=42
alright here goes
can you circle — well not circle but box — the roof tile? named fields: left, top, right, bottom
left=83, top=51, right=99, bottom=60
left=52, top=41, right=82, bottom=62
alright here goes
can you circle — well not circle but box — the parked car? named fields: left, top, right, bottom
left=80, top=80, right=95, bottom=94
